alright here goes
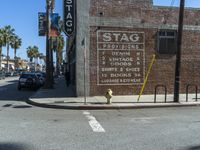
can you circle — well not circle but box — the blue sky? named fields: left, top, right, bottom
left=0, top=0, right=199, bottom=60
left=154, top=0, right=200, bottom=7
left=0, top=0, right=62, bottom=60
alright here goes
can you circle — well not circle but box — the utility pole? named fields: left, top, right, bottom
left=44, top=0, right=53, bottom=89
left=174, top=0, right=185, bottom=102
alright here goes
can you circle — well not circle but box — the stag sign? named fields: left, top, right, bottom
left=63, top=0, right=76, bottom=36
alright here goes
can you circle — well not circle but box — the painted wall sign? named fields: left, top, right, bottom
left=97, top=30, right=145, bottom=85
left=63, top=0, right=75, bottom=36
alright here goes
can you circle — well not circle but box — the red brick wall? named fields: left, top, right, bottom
left=90, top=0, right=200, bottom=25
left=89, top=0, right=200, bottom=96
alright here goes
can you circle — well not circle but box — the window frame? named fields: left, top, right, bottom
left=157, top=30, right=177, bottom=55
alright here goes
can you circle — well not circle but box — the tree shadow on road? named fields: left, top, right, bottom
left=182, top=145, right=200, bottom=150
left=0, top=142, right=34, bottom=150
left=0, top=78, right=36, bottom=101
left=0, top=76, right=76, bottom=101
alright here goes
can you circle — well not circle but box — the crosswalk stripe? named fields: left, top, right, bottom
left=83, top=111, right=105, bottom=133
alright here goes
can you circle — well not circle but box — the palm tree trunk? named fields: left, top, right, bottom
left=50, top=45, right=54, bottom=83
left=56, top=50, right=60, bottom=76
left=6, top=43, right=9, bottom=72
left=0, top=47, right=2, bottom=70
left=14, top=48, right=17, bottom=70
left=44, top=0, right=53, bottom=89
left=34, top=57, right=37, bottom=72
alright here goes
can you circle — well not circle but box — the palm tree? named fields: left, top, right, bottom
left=27, top=46, right=34, bottom=62
left=10, top=35, right=22, bottom=70
left=27, top=46, right=39, bottom=62
left=57, top=35, right=64, bottom=64
left=0, top=28, right=5, bottom=70
left=53, top=35, right=64, bottom=75
left=27, top=46, right=39, bottom=71
left=1, top=25, right=15, bottom=72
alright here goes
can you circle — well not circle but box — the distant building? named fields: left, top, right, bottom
left=1, top=59, right=15, bottom=71
left=1, top=59, right=29, bottom=71
left=67, top=0, right=200, bottom=96
left=27, top=62, right=43, bottom=72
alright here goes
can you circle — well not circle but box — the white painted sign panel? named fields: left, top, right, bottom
left=97, top=30, right=145, bottom=85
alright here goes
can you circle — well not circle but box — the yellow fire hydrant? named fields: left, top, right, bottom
left=105, top=89, right=113, bottom=104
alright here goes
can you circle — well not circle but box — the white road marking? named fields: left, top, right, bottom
left=83, top=111, right=90, bottom=115
left=83, top=111, right=105, bottom=133
left=131, top=117, right=158, bottom=123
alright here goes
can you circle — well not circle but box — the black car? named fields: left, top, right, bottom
left=18, top=72, right=40, bottom=90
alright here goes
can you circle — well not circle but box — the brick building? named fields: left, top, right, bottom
left=67, top=0, right=200, bottom=96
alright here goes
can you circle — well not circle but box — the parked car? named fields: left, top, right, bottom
left=5, top=72, right=14, bottom=77
left=40, top=72, right=46, bottom=79
left=13, top=71, right=20, bottom=76
left=18, top=72, right=41, bottom=90
left=0, top=71, right=5, bottom=80
left=35, top=73, right=45, bottom=86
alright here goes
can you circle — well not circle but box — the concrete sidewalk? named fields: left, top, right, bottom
left=27, top=76, right=200, bottom=109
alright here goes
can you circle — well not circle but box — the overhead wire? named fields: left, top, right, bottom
left=170, top=0, right=176, bottom=7
left=162, top=0, right=177, bottom=23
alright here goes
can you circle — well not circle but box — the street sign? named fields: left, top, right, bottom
left=63, top=0, right=75, bottom=37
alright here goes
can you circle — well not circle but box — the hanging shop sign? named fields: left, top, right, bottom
left=63, top=0, right=76, bottom=37
left=50, top=13, right=60, bottom=37
left=38, top=12, right=60, bottom=37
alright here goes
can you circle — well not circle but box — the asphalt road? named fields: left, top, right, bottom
left=0, top=77, right=200, bottom=150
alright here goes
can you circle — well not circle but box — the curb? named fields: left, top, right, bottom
left=26, top=98, right=200, bottom=110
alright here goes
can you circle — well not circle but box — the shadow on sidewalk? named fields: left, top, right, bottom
left=33, top=76, right=76, bottom=99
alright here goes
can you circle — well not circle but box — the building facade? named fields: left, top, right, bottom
left=67, top=0, right=200, bottom=96
left=1, top=59, right=29, bottom=71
